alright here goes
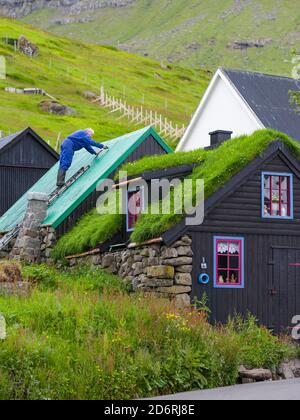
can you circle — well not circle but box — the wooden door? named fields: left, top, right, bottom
left=272, top=247, right=300, bottom=334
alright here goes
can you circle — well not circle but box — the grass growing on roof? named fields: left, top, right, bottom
left=131, top=129, right=300, bottom=243
left=53, top=129, right=300, bottom=258
left=118, top=147, right=206, bottom=178
left=52, top=190, right=123, bottom=260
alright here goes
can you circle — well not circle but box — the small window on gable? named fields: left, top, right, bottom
left=262, top=173, right=293, bottom=219
left=126, top=187, right=144, bottom=232
left=214, top=237, right=244, bottom=289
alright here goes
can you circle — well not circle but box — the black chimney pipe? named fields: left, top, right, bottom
left=208, top=130, right=233, bottom=149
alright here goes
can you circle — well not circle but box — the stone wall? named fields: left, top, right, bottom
left=40, top=226, right=57, bottom=263
left=69, top=235, right=193, bottom=306
left=11, top=192, right=48, bottom=263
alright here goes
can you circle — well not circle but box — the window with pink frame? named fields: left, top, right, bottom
left=214, top=237, right=244, bottom=288
left=263, top=173, right=293, bottom=219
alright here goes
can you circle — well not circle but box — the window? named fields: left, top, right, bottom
left=214, top=237, right=244, bottom=289
left=262, top=172, right=293, bottom=219
left=126, top=187, right=144, bottom=232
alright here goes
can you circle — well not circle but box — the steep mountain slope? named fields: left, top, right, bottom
left=18, top=0, right=300, bottom=76
left=0, top=18, right=210, bottom=147
left=0, top=0, right=135, bottom=18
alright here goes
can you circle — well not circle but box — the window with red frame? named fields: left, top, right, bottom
left=214, top=238, right=243, bottom=287
left=263, top=174, right=292, bottom=218
left=127, top=188, right=144, bottom=231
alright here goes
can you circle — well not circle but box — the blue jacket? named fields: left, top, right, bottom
left=60, top=130, right=104, bottom=170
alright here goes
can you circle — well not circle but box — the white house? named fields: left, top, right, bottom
left=176, top=68, right=300, bottom=151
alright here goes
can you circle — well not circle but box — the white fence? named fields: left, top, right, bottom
left=93, top=87, right=186, bottom=142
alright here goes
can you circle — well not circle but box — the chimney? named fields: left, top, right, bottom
left=209, top=130, right=233, bottom=148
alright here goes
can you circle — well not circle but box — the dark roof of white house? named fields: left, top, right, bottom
left=223, top=69, right=300, bottom=141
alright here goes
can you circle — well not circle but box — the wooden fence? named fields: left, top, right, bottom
left=93, top=87, right=186, bottom=141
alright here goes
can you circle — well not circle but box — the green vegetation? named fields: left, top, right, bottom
left=52, top=192, right=123, bottom=260
left=53, top=129, right=300, bottom=259
left=131, top=129, right=300, bottom=242
left=119, top=147, right=206, bottom=178
left=23, top=0, right=300, bottom=75
left=0, top=264, right=296, bottom=400
left=0, top=18, right=210, bottom=147
left=290, top=90, right=300, bottom=114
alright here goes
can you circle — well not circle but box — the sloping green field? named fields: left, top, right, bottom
left=0, top=18, right=210, bottom=147
left=23, top=0, right=300, bottom=76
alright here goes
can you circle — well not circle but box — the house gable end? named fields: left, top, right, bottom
left=0, top=128, right=58, bottom=167
left=163, top=142, right=300, bottom=245
left=176, top=69, right=264, bottom=151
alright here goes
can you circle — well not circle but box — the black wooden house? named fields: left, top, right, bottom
left=114, top=138, right=300, bottom=333
left=0, top=128, right=58, bottom=216
left=167, top=141, right=300, bottom=333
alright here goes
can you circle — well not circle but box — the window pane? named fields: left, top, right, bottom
left=230, top=256, right=239, bottom=269
left=264, top=175, right=270, bottom=190
left=229, top=271, right=240, bottom=284
left=218, top=255, right=228, bottom=269
left=271, top=202, right=280, bottom=216
left=217, top=270, right=228, bottom=284
left=281, top=177, right=288, bottom=190
left=281, top=204, right=289, bottom=217
left=229, top=242, right=240, bottom=255
left=272, top=176, right=280, bottom=191
left=127, top=189, right=143, bottom=230
left=280, top=191, right=288, bottom=204
left=264, top=202, right=271, bottom=216
left=218, top=242, right=228, bottom=254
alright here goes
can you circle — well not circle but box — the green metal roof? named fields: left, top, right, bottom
left=0, top=127, right=172, bottom=232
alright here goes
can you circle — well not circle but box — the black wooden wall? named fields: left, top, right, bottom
left=0, top=132, right=58, bottom=216
left=55, top=135, right=168, bottom=237
left=190, top=151, right=300, bottom=333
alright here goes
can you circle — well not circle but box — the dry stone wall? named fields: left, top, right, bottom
left=69, top=235, right=193, bottom=306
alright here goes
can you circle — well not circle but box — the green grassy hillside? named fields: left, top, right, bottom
left=0, top=18, right=210, bottom=146
left=22, top=0, right=300, bottom=76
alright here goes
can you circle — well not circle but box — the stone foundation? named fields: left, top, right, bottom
left=69, top=235, right=193, bottom=305
left=40, top=226, right=57, bottom=263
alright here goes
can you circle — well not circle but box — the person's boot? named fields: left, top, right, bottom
left=57, top=168, right=66, bottom=187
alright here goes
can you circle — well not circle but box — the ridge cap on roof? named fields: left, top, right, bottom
left=221, top=67, right=299, bottom=82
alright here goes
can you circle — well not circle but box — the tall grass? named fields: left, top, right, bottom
left=0, top=264, right=296, bottom=400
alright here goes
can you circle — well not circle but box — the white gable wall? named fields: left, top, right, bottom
left=177, top=71, right=264, bottom=151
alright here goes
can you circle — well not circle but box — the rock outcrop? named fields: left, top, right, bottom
left=39, top=100, right=77, bottom=116
left=0, top=0, right=136, bottom=18
left=228, top=39, right=273, bottom=50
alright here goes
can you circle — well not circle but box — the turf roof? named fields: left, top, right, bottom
left=53, top=129, right=300, bottom=259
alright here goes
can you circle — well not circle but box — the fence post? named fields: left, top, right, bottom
left=55, top=132, right=61, bottom=152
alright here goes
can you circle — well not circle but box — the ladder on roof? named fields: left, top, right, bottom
left=0, top=149, right=107, bottom=252
left=48, top=164, right=90, bottom=205
left=0, top=224, right=22, bottom=251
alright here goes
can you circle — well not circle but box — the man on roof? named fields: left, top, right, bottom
left=57, top=128, right=108, bottom=187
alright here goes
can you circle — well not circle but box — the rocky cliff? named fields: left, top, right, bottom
left=0, top=0, right=135, bottom=18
